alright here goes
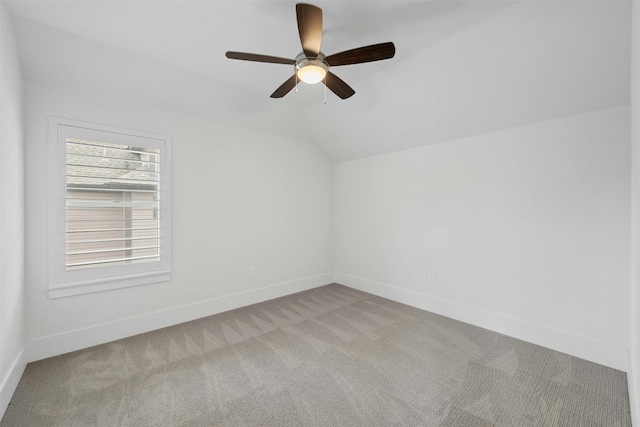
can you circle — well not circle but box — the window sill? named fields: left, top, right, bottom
left=48, top=270, right=171, bottom=299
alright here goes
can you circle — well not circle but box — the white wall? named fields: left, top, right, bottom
left=24, top=82, right=334, bottom=361
left=0, top=1, right=26, bottom=419
left=335, top=107, right=630, bottom=370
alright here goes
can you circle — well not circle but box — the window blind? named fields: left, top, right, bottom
left=65, top=138, right=161, bottom=271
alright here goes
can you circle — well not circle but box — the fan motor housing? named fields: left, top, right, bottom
left=295, top=52, right=328, bottom=72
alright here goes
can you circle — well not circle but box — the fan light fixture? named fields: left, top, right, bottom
left=296, top=56, right=328, bottom=85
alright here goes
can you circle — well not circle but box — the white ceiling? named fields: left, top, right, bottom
left=5, top=0, right=632, bottom=162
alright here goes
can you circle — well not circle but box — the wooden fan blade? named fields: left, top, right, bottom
left=296, top=3, right=322, bottom=56
left=226, top=51, right=295, bottom=65
left=326, top=42, right=396, bottom=67
left=324, top=72, right=355, bottom=99
left=271, top=75, right=298, bottom=98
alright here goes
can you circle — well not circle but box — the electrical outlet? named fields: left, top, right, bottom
left=428, top=271, right=435, bottom=281
left=249, top=266, right=255, bottom=277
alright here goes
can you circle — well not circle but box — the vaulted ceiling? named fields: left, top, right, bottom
left=5, top=1, right=632, bottom=162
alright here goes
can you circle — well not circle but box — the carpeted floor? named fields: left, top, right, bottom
left=1, top=284, right=632, bottom=426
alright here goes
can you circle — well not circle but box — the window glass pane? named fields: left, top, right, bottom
left=65, top=139, right=161, bottom=271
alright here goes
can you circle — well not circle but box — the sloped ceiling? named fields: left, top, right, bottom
left=5, top=0, right=631, bottom=162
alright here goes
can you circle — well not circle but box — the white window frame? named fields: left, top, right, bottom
left=48, top=117, right=171, bottom=298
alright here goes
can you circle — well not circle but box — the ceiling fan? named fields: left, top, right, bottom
left=225, top=3, right=396, bottom=100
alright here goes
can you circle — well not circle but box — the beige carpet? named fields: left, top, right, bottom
left=1, top=284, right=631, bottom=426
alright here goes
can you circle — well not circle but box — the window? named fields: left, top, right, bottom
left=48, top=118, right=171, bottom=298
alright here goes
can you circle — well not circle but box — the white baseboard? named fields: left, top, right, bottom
left=0, top=346, right=27, bottom=421
left=28, top=273, right=333, bottom=362
left=336, top=272, right=628, bottom=372
left=628, top=349, right=639, bottom=426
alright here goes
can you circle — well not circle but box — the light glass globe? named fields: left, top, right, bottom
left=297, top=65, right=327, bottom=84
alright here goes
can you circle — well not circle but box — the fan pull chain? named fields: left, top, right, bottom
left=295, top=66, right=299, bottom=95
left=324, top=77, right=327, bottom=104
